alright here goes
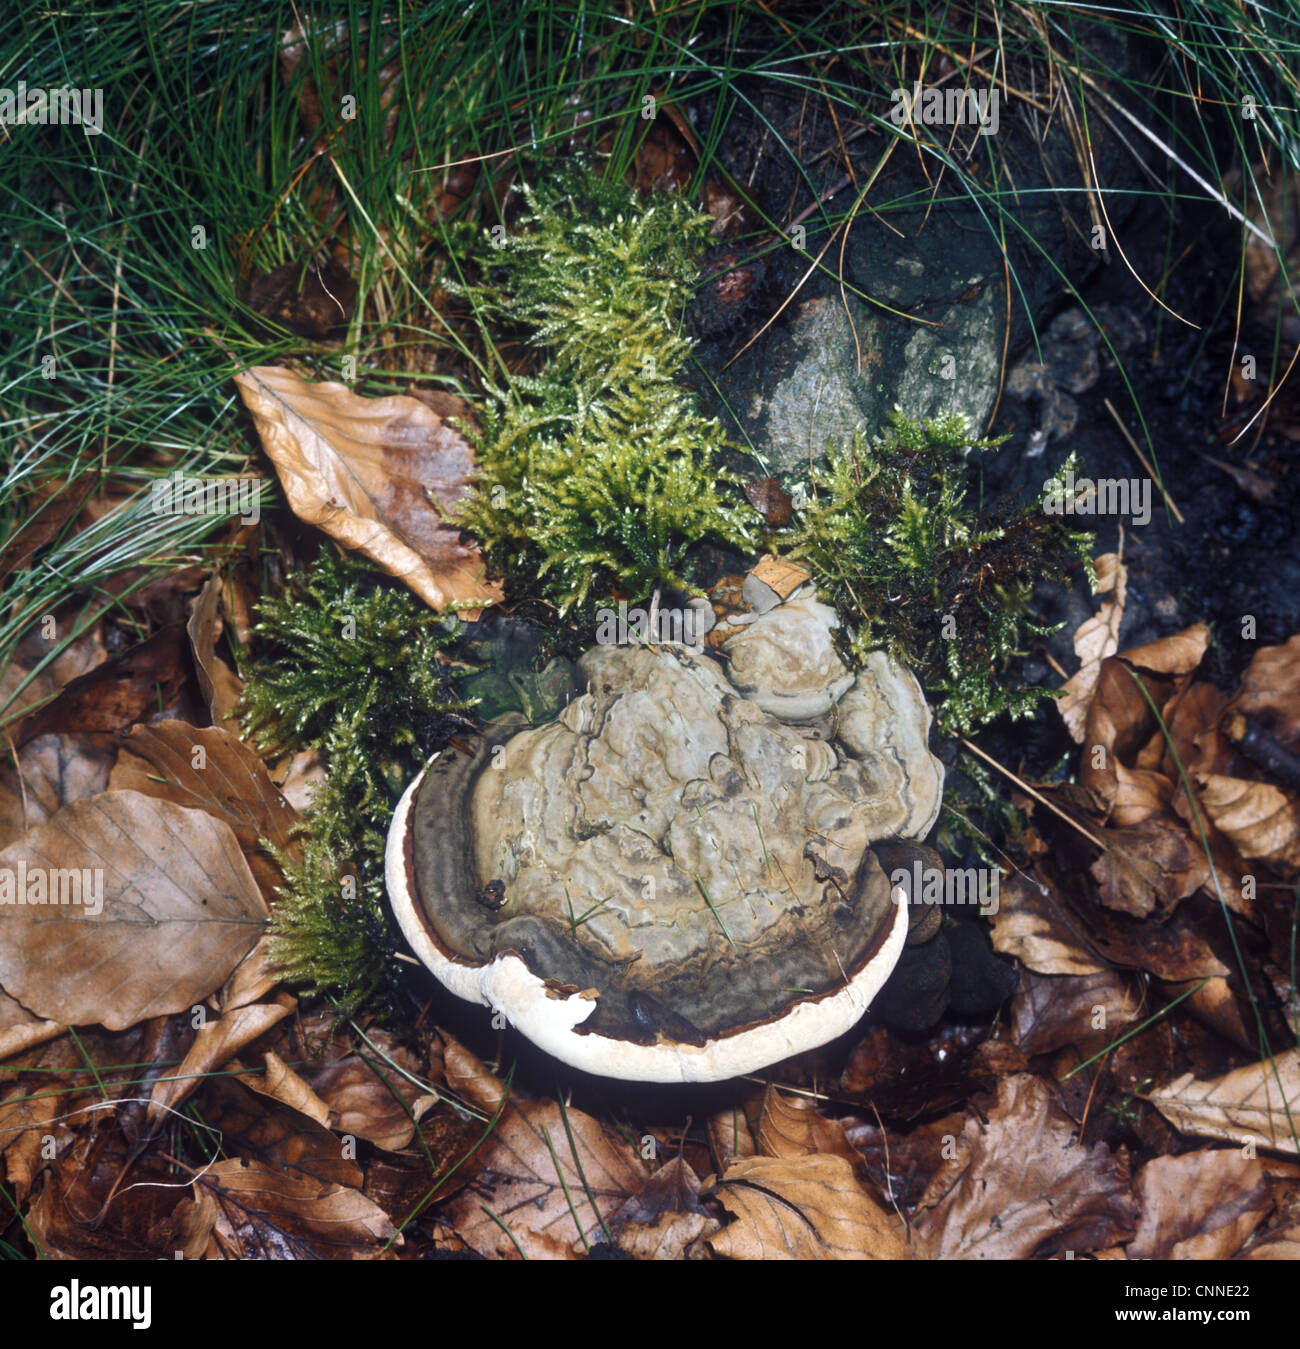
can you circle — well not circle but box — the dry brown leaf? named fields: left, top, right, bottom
left=843, top=1112, right=967, bottom=1210
left=0, top=987, right=63, bottom=1060
left=217, top=934, right=281, bottom=1012
left=990, top=874, right=1107, bottom=976
left=1226, top=633, right=1300, bottom=744
left=0, top=1079, right=63, bottom=1200
left=1059, top=550, right=1128, bottom=742
left=233, top=366, right=501, bottom=617
left=703, top=1154, right=911, bottom=1260
left=1196, top=773, right=1300, bottom=872
left=27, top=1127, right=205, bottom=1260
left=186, top=577, right=244, bottom=733
left=197, top=1158, right=397, bottom=1258
left=197, top=1074, right=362, bottom=1191
left=14, top=625, right=192, bottom=746
left=298, top=1048, right=430, bottom=1151
left=756, top=1083, right=862, bottom=1168
left=609, top=1156, right=717, bottom=1259
left=1011, top=967, right=1142, bottom=1058
left=442, top=1098, right=648, bottom=1259
left=617, top=1210, right=714, bottom=1260
left=1090, top=818, right=1210, bottom=918
left=440, top=1032, right=509, bottom=1115
left=110, top=720, right=302, bottom=902
left=912, top=1074, right=1137, bottom=1258
left=707, top=1101, right=759, bottom=1171
left=0, top=791, right=267, bottom=1030
left=1128, top=1149, right=1271, bottom=1259
left=147, top=995, right=295, bottom=1124
left=1143, top=1049, right=1300, bottom=1155
left=239, top=1049, right=333, bottom=1127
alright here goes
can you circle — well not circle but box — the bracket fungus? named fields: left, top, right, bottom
left=386, top=587, right=944, bottom=1082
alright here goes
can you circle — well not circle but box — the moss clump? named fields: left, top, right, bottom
left=447, top=164, right=758, bottom=613
left=786, top=411, right=1093, bottom=734
left=240, top=551, right=473, bottom=1011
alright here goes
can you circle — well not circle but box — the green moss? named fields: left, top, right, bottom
left=447, top=164, right=758, bottom=612
left=240, top=551, right=473, bottom=1011
left=786, top=411, right=1093, bottom=734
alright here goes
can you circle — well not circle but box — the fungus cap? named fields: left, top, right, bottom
left=386, top=608, right=942, bottom=1084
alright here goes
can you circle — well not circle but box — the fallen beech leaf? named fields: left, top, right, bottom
left=756, top=1084, right=861, bottom=1168
left=297, top=1043, right=432, bottom=1151
left=1226, top=633, right=1300, bottom=746
left=111, top=720, right=301, bottom=902
left=0, top=733, right=114, bottom=851
left=0, top=1079, right=62, bottom=1199
left=198, top=1075, right=361, bottom=1191
left=913, top=1074, right=1138, bottom=1258
left=217, top=934, right=281, bottom=1012
left=1011, top=967, right=1142, bottom=1058
left=443, top=1098, right=648, bottom=1259
left=439, top=1032, right=511, bottom=1116
left=990, top=874, right=1107, bottom=976
left=0, top=987, right=63, bottom=1060
left=1090, top=819, right=1209, bottom=918
left=1059, top=550, right=1127, bottom=742
left=28, top=1127, right=203, bottom=1259
left=1128, top=1149, right=1271, bottom=1259
left=1081, top=626, right=1210, bottom=815
left=1143, top=1049, right=1300, bottom=1155
left=703, top=1154, right=911, bottom=1260
left=240, top=1049, right=333, bottom=1127
left=187, top=577, right=244, bottom=733
left=843, top=1113, right=967, bottom=1209
left=0, top=791, right=267, bottom=1030
left=198, top=1158, right=397, bottom=1258
left=147, top=996, right=296, bottom=1124
left=1196, top=773, right=1300, bottom=872
left=233, top=366, right=502, bottom=617
left=616, top=1210, right=714, bottom=1260
left=14, top=625, right=192, bottom=746
left=707, top=1101, right=759, bottom=1172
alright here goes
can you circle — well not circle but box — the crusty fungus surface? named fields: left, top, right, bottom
left=387, top=587, right=944, bottom=1082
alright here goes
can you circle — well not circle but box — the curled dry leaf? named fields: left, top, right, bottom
left=1089, top=819, right=1210, bottom=919
left=756, top=1083, right=862, bottom=1169
left=298, top=1047, right=432, bottom=1151
left=0, top=987, right=62, bottom=1060
left=14, top=625, right=192, bottom=747
left=1128, top=1149, right=1271, bottom=1259
left=707, top=1100, right=759, bottom=1172
left=610, top=1157, right=719, bottom=1260
left=1143, top=1049, right=1300, bottom=1155
left=990, top=874, right=1107, bottom=977
left=912, top=1074, right=1138, bottom=1259
left=187, top=576, right=244, bottom=733
left=0, top=791, right=267, bottom=1030
left=146, top=994, right=296, bottom=1124
left=27, top=1127, right=206, bottom=1260
left=1058, top=549, right=1128, bottom=742
left=1010, top=967, right=1142, bottom=1058
left=442, top=1098, right=649, bottom=1259
left=233, top=366, right=502, bottom=617
left=439, top=1032, right=508, bottom=1115
left=197, top=1158, right=398, bottom=1259
left=703, top=1154, right=912, bottom=1260
left=1196, top=773, right=1300, bottom=873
